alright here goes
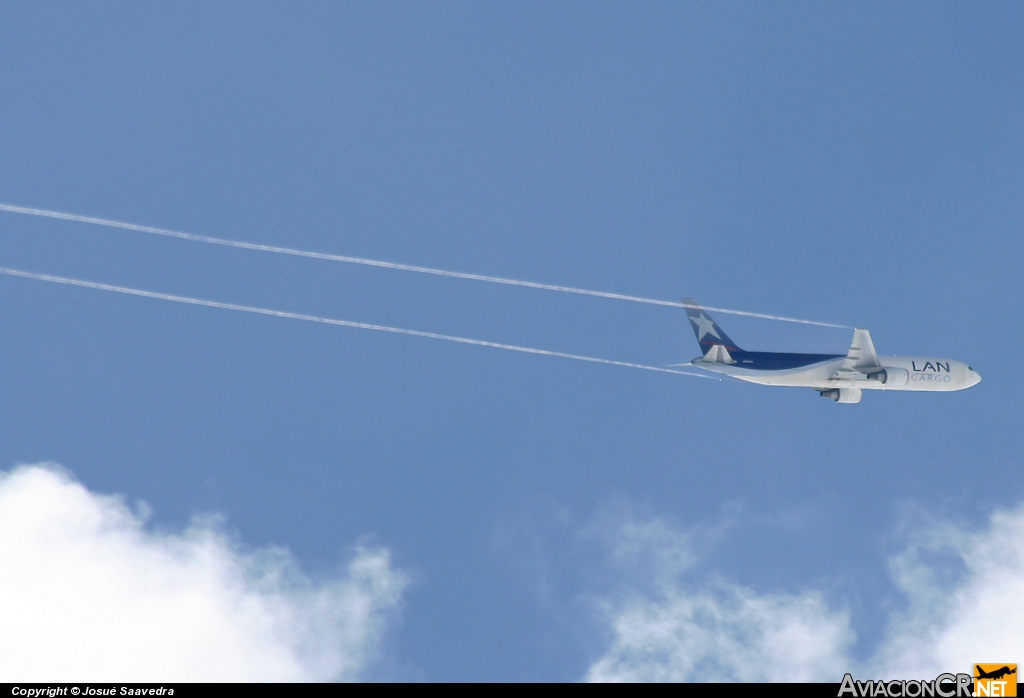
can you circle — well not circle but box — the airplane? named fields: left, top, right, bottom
left=681, top=299, right=981, bottom=403
left=975, top=666, right=1016, bottom=681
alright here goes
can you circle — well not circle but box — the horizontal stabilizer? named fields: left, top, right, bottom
left=702, top=344, right=737, bottom=364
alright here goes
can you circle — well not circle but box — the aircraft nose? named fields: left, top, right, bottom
left=967, top=368, right=982, bottom=387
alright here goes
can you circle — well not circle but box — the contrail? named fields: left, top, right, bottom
left=0, top=203, right=849, bottom=328
left=0, top=267, right=716, bottom=380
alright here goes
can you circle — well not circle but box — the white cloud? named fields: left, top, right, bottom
left=0, top=465, right=407, bottom=682
left=871, top=505, right=1024, bottom=678
left=585, top=582, right=853, bottom=682
left=583, top=513, right=851, bottom=683
left=584, top=504, right=1024, bottom=682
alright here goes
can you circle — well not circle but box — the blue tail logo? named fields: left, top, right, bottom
left=682, top=298, right=743, bottom=354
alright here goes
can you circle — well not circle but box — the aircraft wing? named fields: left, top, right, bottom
left=833, top=329, right=881, bottom=378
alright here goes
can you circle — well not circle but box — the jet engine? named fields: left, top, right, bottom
left=866, top=368, right=909, bottom=387
left=819, top=388, right=862, bottom=403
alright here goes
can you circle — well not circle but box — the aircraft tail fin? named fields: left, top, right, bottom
left=682, top=298, right=743, bottom=355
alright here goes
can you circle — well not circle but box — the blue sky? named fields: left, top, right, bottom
left=0, top=2, right=1021, bottom=681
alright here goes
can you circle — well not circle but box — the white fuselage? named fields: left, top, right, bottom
left=692, top=356, right=982, bottom=392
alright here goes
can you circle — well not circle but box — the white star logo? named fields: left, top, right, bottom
left=691, top=313, right=720, bottom=341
